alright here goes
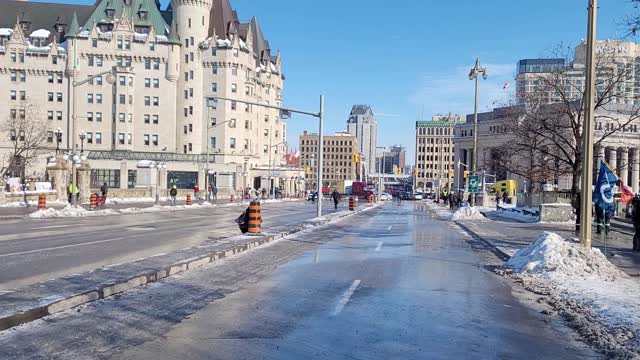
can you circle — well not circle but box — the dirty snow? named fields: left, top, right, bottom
left=488, top=209, right=539, bottom=223
left=506, top=232, right=640, bottom=356
left=451, top=206, right=485, bottom=221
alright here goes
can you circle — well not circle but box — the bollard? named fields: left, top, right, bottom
left=38, top=194, right=46, bottom=210
left=186, top=194, right=192, bottom=205
left=230, top=194, right=235, bottom=203
left=90, top=193, right=97, bottom=210
left=349, top=196, right=355, bottom=211
left=248, top=200, right=262, bottom=234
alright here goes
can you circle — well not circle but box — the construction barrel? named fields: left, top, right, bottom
left=349, top=196, right=355, bottom=211
left=38, top=194, right=46, bottom=210
left=230, top=194, right=235, bottom=203
left=90, top=193, right=97, bottom=210
left=248, top=200, right=262, bottom=234
left=186, top=194, right=192, bottom=205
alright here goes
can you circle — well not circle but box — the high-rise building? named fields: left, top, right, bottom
left=346, top=105, right=377, bottom=177
left=0, top=0, right=286, bottom=194
left=516, top=40, right=639, bottom=105
left=299, top=131, right=359, bottom=190
left=414, top=115, right=463, bottom=193
left=382, top=145, right=406, bottom=174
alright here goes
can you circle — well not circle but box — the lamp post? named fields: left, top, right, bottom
left=203, top=106, right=234, bottom=198
left=468, top=58, right=488, bottom=207
left=376, top=146, right=386, bottom=198
left=208, top=94, right=325, bottom=217
left=150, top=161, right=166, bottom=205
left=79, top=131, right=86, bottom=153
left=55, top=127, right=63, bottom=155
left=269, top=141, right=286, bottom=199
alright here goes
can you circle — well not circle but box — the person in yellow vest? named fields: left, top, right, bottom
left=67, top=182, right=79, bottom=204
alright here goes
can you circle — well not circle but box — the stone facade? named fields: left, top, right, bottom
left=346, top=105, right=377, bottom=177
left=0, top=0, right=286, bottom=194
left=414, top=115, right=462, bottom=193
left=299, top=132, right=359, bottom=190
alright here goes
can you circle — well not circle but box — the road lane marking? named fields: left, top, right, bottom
left=0, top=237, right=128, bottom=257
left=387, top=226, right=393, bottom=231
left=375, top=241, right=383, bottom=252
left=332, top=279, right=361, bottom=316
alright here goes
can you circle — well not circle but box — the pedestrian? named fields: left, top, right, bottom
left=632, top=194, right=640, bottom=251
left=261, top=188, right=267, bottom=199
left=595, top=203, right=604, bottom=234
left=67, top=181, right=73, bottom=203
left=502, top=190, right=509, bottom=205
left=449, top=193, right=454, bottom=210
left=193, top=183, right=200, bottom=200
left=495, top=191, right=501, bottom=209
left=206, top=184, right=213, bottom=201
left=331, top=189, right=340, bottom=210
left=212, top=185, right=218, bottom=201
left=604, top=206, right=614, bottom=235
left=75, top=185, right=80, bottom=203
left=169, top=185, right=178, bottom=206
left=100, top=182, right=108, bottom=203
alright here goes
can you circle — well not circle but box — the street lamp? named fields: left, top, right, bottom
left=468, top=58, right=488, bottom=207
left=203, top=110, right=235, bottom=196
left=376, top=146, right=386, bottom=199
left=208, top=95, right=325, bottom=217
left=55, top=127, right=63, bottom=155
left=79, top=131, right=86, bottom=153
left=269, top=141, right=286, bottom=199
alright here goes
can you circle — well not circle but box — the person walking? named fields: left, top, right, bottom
left=193, top=184, right=200, bottom=201
left=67, top=181, right=73, bottom=203
left=449, top=193, right=455, bottom=210
left=100, top=182, right=108, bottom=203
left=212, top=185, right=218, bottom=201
left=595, top=202, right=604, bottom=234
left=331, top=189, right=340, bottom=210
left=169, top=185, right=178, bottom=206
left=502, top=191, right=509, bottom=206
left=75, top=185, right=80, bottom=203
left=632, top=194, right=640, bottom=251
left=495, top=191, right=501, bottom=209
left=206, top=184, right=212, bottom=201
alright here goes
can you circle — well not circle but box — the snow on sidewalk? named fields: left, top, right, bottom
left=451, top=206, right=485, bottom=221
left=506, top=232, right=640, bottom=356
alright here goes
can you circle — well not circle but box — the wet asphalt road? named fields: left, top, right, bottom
left=0, top=202, right=599, bottom=359
left=0, top=201, right=334, bottom=291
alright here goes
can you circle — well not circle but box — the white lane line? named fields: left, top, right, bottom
left=332, top=279, right=361, bottom=316
left=0, top=237, right=128, bottom=257
left=375, top=241, right=383, bottom=252
left=387, top=225, right=393, bottom=231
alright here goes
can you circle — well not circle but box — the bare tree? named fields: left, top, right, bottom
left=1, top=102, right=50, bottom=182
left=496, top=43, right=640, bottom=203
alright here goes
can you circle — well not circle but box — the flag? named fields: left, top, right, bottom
left=593, top=160, right=618, bottom=212
left=502, top=81, right=510, bottom=90
left=619, top=179, right=635, bottom=204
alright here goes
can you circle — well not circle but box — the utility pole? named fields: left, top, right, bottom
left=579, top=0, right=598, bottom=248
left=468, top=59, right=488, bottom=207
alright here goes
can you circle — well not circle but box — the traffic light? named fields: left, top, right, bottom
left=396, top=168, right=402, bottom=174
left=463, top=170, right=468, bottom=179
left=449, top=169, right=455, bottom=177
left=413, top=168, right=418, bottom=176
left=305, top=167, right=311, bottom=175
left=353, top=153, right=360, bottom=163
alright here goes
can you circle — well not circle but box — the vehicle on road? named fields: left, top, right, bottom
left=414, top=192, right=423, bottom=200
left=379, top=192, right=392, bottom=201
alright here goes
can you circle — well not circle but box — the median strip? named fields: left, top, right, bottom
left=0, top=202, right=381, bottom=332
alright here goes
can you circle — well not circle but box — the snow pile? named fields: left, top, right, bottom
left=29, top=206, right=119, bottom=218
left=508, top=232, right=626, bottom=279
left=451, top=207, right=485, bottom=221
left=505, top=232, right=640, bottom=356
left=490, top=209, right=538, bottom=223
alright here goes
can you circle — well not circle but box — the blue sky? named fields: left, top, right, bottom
left=41, top=0, right=635, bottom=162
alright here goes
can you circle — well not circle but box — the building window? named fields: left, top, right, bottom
left=119, top=113, right=125, bottom=122
left=167, top=171, right=198, bottom=189
left=87, top=112, right=94, bottom=121
left=264, top=115, right=269, bottom=123
left=231, top=83, right=237, bottom=93
left=92, top=38, right=97, bottom=48
left=144, top=114, right=150, bottom=124
left=145, top=78, right=150, bottom=88
left=48, top=111, right=54, bottom=121
left=144, top=96, right=150, bottom=106
left=153, top=79, right=159, bottom=88
left=48, top=73, right=54, bottom=83
left=188, top=143, right=192, bottom=152
left=232, top=67, right=238, bottom=76
left=57, top=74, right=63, bottom=84
left=96, top=132, right=102, bottom=144
left=244, top=139, right=249, bottom=150
left=153, top=59, right=159, bottom=70
left=91, top=169, right=120, bottom=188
left=57, top=93, right=63, bottom=102
left=124, top=39, right=131, bottom=50
left=231, top=101, right=236, bottom=110
left=87, top=132, right=93, bottom=144
left=10, top=91, right=16, bottom=100
left=96, top=76, right=103, bottom=85
left=229, top=119, right=236, bottom=128
left=96, top=94, right=102, bottom=104
left=211, top=83, right=217, bottom=92
left=152, top=135, right=158, bottom=146
left=264, top=129, right=269, bottom=136
left=212, top=65, right=217, bottom=74
left=119, top=94, right=125, bottom=104
left=153, top=115, right=158, bottom=124
left=153, top=97, right=159, bottom=106
left=96, top=112, right=102, bottom=122
left=10, top=71, right=16, bottom=81
left=119, top=76, right=126, bottom=86
left=144, top=134, right=150, bottom=146
left=118, top=133, right=125, bottom=145
left=233, top=48, right=238, bottom=57
left=210, top=137, right=216, bottom=148
left=87, top=94, right=94, bottom=104
left=145, top=59, right=151, bottom=69
left=57, top=111, right=63, bottom=121
left=96, top=57, right=103, bottom=67
left=230, top=138, right=236, bottom=149
left=188, top=124, right=193, bottom=133
left=245, top=120, right=250, bottom=129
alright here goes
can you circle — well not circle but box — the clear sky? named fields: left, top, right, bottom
left=38, top=0, right=635, bottom=162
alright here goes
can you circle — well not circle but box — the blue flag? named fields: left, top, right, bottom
left=592, top=160, right=618, bottom=212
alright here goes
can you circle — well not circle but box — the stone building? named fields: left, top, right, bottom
left=299, top=131, right=359, bottom=190
left=453, top=105, right=640, bottom=194
left=414, top=115, right=462, bottom=193
left=0, top=0, right=286, bottom=198
left=346, top=105, right=377, bottom=177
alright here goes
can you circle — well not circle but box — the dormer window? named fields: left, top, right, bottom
left=20, top=21, right=31, bottom=32
left=139, top=11, right=148, bottom=20
left=106, top=9, right=115, bottom=18
left=56, top=24, right=65, bottom=33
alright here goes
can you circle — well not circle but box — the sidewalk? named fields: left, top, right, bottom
left=426, top=201, right=640, bottom=276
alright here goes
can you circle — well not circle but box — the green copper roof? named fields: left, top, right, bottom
left=82, top=0, right=168, bottom=36
left=67, top=12, right=80, bottom=37
left=415, top=120, right=462, bottom=128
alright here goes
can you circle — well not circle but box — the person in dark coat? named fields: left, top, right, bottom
left=595, top=203, right=605, bottom=234
left=502, top=191, right=509, bottom=205
left=331, top=190, right=340, bottom=210
left=495, top=191, right=501, bottom=209
left=169, top=185, right=178, bottom=206
left=632, top=194, right=640, bottom=251
left=100, top=182, right=108, bottom=203
left=235, top=207, right=250, bottom=234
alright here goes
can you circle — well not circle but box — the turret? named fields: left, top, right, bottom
left=65, top=12, right=80, bottom=76
left=165, top=27, right=181, bottom=82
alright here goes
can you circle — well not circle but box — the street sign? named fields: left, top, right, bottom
left=468, top=175, right=479, bottom=193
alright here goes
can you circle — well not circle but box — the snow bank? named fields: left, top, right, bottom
left=490, top=209, right=538, bottom=223
left=508, top=232, right=626, bottom=279
left=29, top=206, right=119, bottom=218
left=451, top=207, right=485, bottom=221
left=506, top=232, right=640, bottom=355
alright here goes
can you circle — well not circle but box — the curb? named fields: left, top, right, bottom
left=453, top=221, right=511, bottom=261
left=0, top=203, right=381, bottom=332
